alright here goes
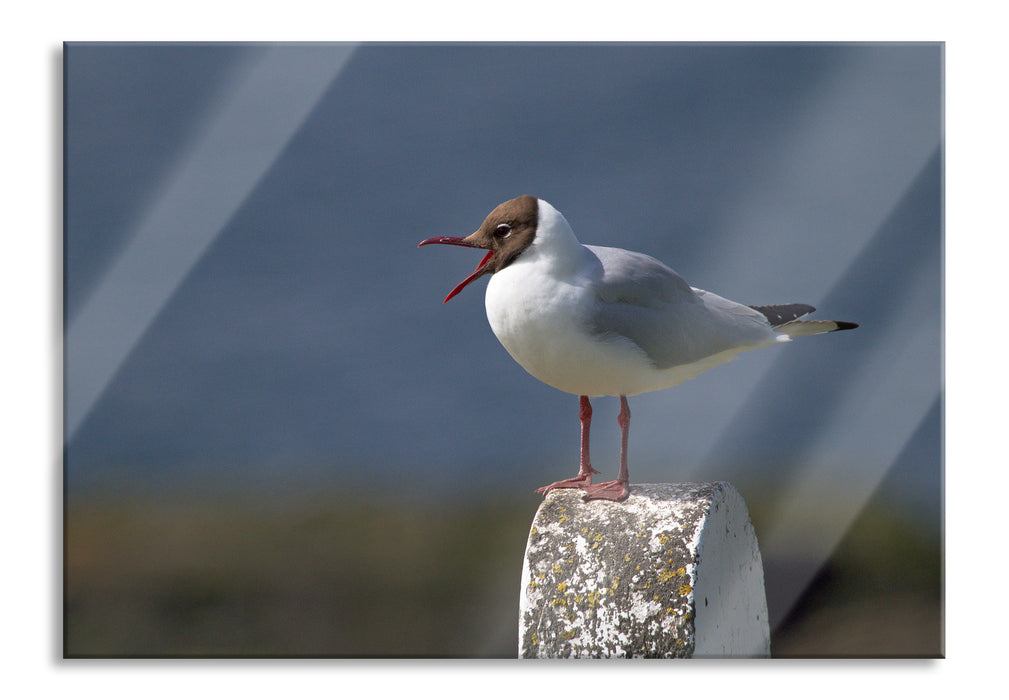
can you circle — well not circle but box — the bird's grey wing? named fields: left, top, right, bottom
left=583, top=246, right=774, bottom=369
left=585, top=245, right=696, bottom=306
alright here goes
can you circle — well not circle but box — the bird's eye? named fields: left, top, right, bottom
left=495, top=223, right=512, bottom=239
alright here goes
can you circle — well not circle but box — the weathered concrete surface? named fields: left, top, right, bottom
left=518, top=482, right=769, bottom=658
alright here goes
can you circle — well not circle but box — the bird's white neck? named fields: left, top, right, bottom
left=526, top=199, right=592, bottom=274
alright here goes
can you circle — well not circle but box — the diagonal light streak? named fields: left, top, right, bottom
left=762, top=303, right=940, bottom=629
left=65, top=44, right=357, bottom=442
left=699, top=148, right=942, bottom=630
left=634, top=47, right=941, bottom=473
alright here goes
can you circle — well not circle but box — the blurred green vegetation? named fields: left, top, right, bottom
left=64, top=482, right=941, bottom=657
left=65, top=487, right=538, bottom=656
left=770, top=491, right=942, bottom=657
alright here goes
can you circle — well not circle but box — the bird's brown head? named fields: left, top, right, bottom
left=417, top=195, right=539, bottom=302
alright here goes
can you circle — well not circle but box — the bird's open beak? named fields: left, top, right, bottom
left=417, top=235, right=494, bottom=303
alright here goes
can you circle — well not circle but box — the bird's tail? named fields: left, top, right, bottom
left=750, top=303, right=859, bottom=337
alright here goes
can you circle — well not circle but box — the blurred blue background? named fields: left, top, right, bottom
left=64, top=42, right=942, bottom=657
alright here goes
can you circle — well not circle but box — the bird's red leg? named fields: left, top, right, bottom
left=535, top=396, right=599, bottom=495
left=582, top=395, right=631, bottom=502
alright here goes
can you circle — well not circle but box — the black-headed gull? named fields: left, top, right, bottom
left=419, top=196, right=857, bottom=502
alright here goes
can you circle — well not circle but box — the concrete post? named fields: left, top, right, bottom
left=518, top=482, right=770, bottom=658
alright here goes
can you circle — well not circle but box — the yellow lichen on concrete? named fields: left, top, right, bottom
left=520, top=483, right=764, bottom=659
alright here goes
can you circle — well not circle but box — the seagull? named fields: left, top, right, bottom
left=418, top=195, right=857, bottom=502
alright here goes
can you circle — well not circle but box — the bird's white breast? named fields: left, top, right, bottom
left=484, top=250, right=660, bottom=397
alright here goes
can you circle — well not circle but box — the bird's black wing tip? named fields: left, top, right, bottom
left=750, top=303, right=817, bottom=327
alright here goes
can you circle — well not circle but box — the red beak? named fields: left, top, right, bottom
left=417, top=236, right=495, bottom=303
